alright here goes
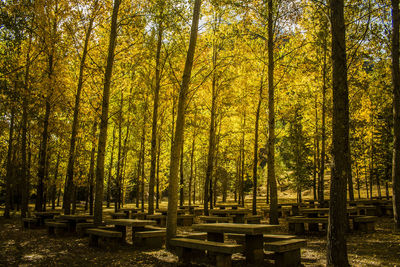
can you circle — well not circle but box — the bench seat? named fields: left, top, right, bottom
left=227, top=233, right=297, bottom=244
left=45, top=221, right=68, bottom=236
left=353, top=216, right=377, bottom=232
left=133, top=230, right=166, bottom=248
left=177, top=232, right=207, bottom=240
left=245, top=215, right=262, bottom=224
left=86, top=228, right=123, bottom=247
left=264, top=239, right=306, bottom=267
left=287, top=216, right=328, bottom=234
left=170, top=238, right=243, bottom=267
left=177, top=215, right=194, bottom=226
left=110, top=212, right=128, bottom=219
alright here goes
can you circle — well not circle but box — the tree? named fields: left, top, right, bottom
left=94, top=0, right=120, bottom=225
left=391, top=0, right=400, bottom=231
left=166, top=0, right=202, bottom=249
left=327, top=0, right=350, bottom=265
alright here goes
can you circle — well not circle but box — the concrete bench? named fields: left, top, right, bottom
left=245, top=215, right=262, bottom=224
left=227, top=233, right=297, bottom=244
left=45, top=221, right=68, bottom=236
left=132, top=212, right=146, bottom=220
left=170, top=237, right=243, bottom=267
left=177, top=215, right=194, bottom=226
left=133, top=230, right=166, bottom=248
left=146, top=214, right=166, bottom=226
left=287, top=216, right=328, bottom=234
left=177, top=232, right=207, bottom=240
left=76, top=223, right=99, bottom=236
left=353, top=216, right=377, bottom=232
left=199, top=216, right=230, bottom=223
left=86, top=228, right=123, bottom=247
left=22, top=217, right=39, bottom=229
left=264, top=239, right=307, bottom=267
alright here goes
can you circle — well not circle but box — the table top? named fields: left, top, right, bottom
left=156, top=209, right=185, bottom=214
left=192, top=223, right=279, bottom=235
left=105, top=219, right=156, bottom=227
left=210, top=209, right=250, bottom=215
left=300, top=207, right=357, bottom=214
left=215, top=203, right=239, bottom=208
left=59, top=214, right=93, bottom=220
left=119, top=207, right=142, bottom=212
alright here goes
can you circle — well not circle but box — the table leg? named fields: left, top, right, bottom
left=131, top=226, right=146, bottom=241
left=115, top=225, right=126, bottom=242
left=207, top=232, right=224, bottom=243
left=244, top=234, right=264, bottom=264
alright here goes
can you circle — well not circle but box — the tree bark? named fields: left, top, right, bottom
left=327, top=0, right=350, bottom=265
left=267, top=0, right=278, bottom=225
left=64, top=3, right=97, bottom=214
left=392, top=0, right=400, bottom=231
left=89, top=122, right=97, bottom=215
left=107, top=125, right=116, bottom=208
left=166, top=0, right=201, bottom=249
left=4, top=108, right=15, bottom=218
left=94, top=0, right=120, bottom=225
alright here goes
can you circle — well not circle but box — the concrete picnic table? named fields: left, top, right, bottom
left=33, top=211, right=61, bottom=225
left=105, top=219, right=157, bottom=242
left=156, top=208, right=186, bottom=216
left=118, top=207, right=142, bottom=218
left=58, top=214, right=94, bottom=232
left=192, top=223, right=279, bottom=264
left=215, top=203, right=240, bottom=209
left=209, top=208, right=250, bottom=223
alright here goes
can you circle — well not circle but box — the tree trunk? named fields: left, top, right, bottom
left=267, top=0, right=278, bottom=225
left=189, top=126, right=196, bottom=207
left=89, top=122, right=97, bottom=215
left=115, top=92, right=123, bottom=212
left=327, top=0, right=350, bottom=265
left=94, top=0, right=120, bottom=225
left=156, top=135, right=161, bottom=209
left=180, top=143, right=184, bottom=207
left=64, top=4, right=97, bottom=214
left=107, top=125, right=116, bottom=208
left=52, top=152, right=60, bottom=210
left=166, top=0, right=201, bottom=249
left=4, top=108, right=15, bottom=218
left=392, top=0, right=400, bottom=231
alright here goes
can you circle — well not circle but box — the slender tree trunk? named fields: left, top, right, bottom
left=140, top=113, right=147, bottom=212
left=313, top=94, right=319, bottom=201
left=166, top=0, right=201, bottom=249
left=392, top=0, right=400, bottom=231
left=64, top=5, right=97, bottom=214
left=156, top=135, right=161, bottom=209
left=94, top=0, right=120, bottom=225
left=267, top=0, right=278, bottom=225
left=4, top=108, right=15, bottom=218
left=319, top=22, right=327, bottom=203
left=180, top=143, right=184, bottom=207
left=189, top=126, right=196, bottom=207
left=107, top=126, right=116, bottom=208
left=115, top=92, right=123, bottom=212
left=52, top=152, right=60, bottom=210
left=253, top=77, right=263, bottom=215
left=89, top=122, right=97, bottom=215
left=327, top=0, right=350, bottom=264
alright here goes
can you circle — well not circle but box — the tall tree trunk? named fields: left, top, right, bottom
left=52, top=152, right=60, bottom=210
left=37, top=100, right=51, bottom=212
left=313, top=94, right=319, bottom=201
left=4, top=108, right=15, bottom=218
left=156, top=135, right=161, bottom=209
left=391, top=0, right=400, bottom=231
left=64, top=4, right=97, bottom=214
left=166, top=0, right=201, bottom=249
left=107, top=125, right=116, bottom=208
left=180, top=143, right=184, bottom=207
left=94, top=0, right=120, bottom=225
left=319, top=21, right=328, bottom=204
left=189, top=126, right=196, bottom=207
left=327, top=0, right=350, bottom=265
left=267, top=0, right=278, bottom=225
left=253, top=73, right=264, bottom=215
left=89, top=122, right=97, bottom=215
left=149, top=15, right=164, bottom=215
left=115, top=92, right=123, bottom=212
left=140, top=113, right=147, bottom=212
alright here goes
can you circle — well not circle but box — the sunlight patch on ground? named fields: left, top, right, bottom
left=143, top=249, right=178, bottom=263
left=23, top=254, right=44, bottom=261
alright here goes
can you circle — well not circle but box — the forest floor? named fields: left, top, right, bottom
left=1, top=214, right=400, bottom=267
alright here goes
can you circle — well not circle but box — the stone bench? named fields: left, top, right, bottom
left=146, top=214, right=166, bottom=226
left=353, top=216, right=377, bottom=232
left=199, top=216, right=230, bottom=223
left=177, top=232, right=207, bottom=240
left=76, top=223, right=100, bottom=236
left=22, top=217, right=39, bottom=229
left=227, top=233, right=297, bottom=244
left=45, top=221, right=68, bottom=237
left=170, top=238, right=243, bottom=267
left=86, top=228, right=123, bottom=247
left=177, top=215, right=194, bottom=226
left=132, top=212, right=146, bottom=220
left=245, top=215, right=262, bottom=224
left=287, top=216, right=328, bottom=234
left=133, top=230, right=166, bottom=248
left=264, top=239, right=307, bottom=267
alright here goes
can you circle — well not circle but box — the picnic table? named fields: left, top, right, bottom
left=209, top=209, right=250, bottom=223
left=105, top=219, right=156, bottom=242
left=215, top=203, right=239, bottom=210
left=156, top=209, right=186, bottom=216
left=58, top=214, right=93, bottom=232
left=192, top=223, right=279, bottom=264
left=118, top=207, right=141, bottom=218
left=33, top=211, right=61, bottom=225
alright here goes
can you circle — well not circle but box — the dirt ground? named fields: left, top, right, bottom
left=0, top=215, right=399, bottom=267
